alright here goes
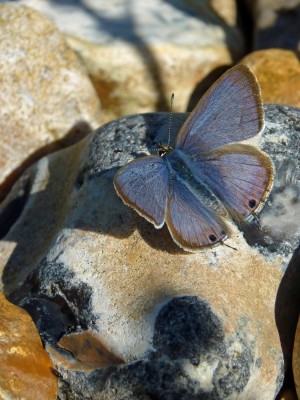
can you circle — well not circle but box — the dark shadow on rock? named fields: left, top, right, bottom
left=0, top=120, right=93, bottom=204
left=112, top=186, right=186, bottom=255
left=58, top=296, right=257, bottom=400
left=76, top=164, right=188, bottom=255
left=254, top=5, right=300, bottom=51
left=8, top=258, right=96, bottom=345
left=138, top=220, right=186, bottom=255
left=236, top=0, right=254, bottom=53
left=73, top=166, right=186, bottom=255
left=275, top=245, right=300, bottom=378
left=0, top=171, right=32, bottom=239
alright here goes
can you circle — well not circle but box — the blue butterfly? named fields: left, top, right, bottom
left=114, top=65, right=274, bottom=251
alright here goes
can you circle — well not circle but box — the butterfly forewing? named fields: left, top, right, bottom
left=114, top=156, right=169, bottom=228
left=166, top=175, right=228, bottom=250
left=175, top=64, right=264, bottom=153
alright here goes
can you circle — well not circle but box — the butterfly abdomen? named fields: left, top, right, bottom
left=165, top=149, right=227, bottom=218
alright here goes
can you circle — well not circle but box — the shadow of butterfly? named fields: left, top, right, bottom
left=114, top=65, right=274, bottom=252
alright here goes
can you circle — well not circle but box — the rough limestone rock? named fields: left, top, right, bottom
left=1, top=104, right=300, bottom=399
left=0, top=4, right=102, bottom=201
left=9, top=0, right=245, bottom=121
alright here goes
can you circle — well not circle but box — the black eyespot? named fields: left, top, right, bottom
left=209, top=234, right=217, bottom=242
left=249, top=199, right=257, bottom=209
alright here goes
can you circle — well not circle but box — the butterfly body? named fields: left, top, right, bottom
left=164, top=149, right=227, bottom=218
left=114, top=65, right=274, bottom=251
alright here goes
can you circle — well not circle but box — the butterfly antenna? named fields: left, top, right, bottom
left=223, top=242, right=238, bottom=251
left=168, top=93, right=175, bottom=146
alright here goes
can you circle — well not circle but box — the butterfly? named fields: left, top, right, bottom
left=113, top=65, right=274, bottom=251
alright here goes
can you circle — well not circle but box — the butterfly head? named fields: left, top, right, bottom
left=157, top=143, right=173, bottom=157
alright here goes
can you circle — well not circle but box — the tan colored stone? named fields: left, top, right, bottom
left=210, top=0, right=237, bottom=25
left=0, top=291, right=57, bottom=399
left=241, top=49, right=300, bottom=108
left=293, top=316, right=300, bottom=399
left=68, top=39, right=237, bottom=123
left=0, top=4, right=101, bottom=202
left=12, top=0, right=244, bottom=122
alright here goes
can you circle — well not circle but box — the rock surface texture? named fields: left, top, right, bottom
left=0, top=4, right=102, bottom=201
left=1, top=104, right=300, bottom=399
left=241, top=49, right=300, bottom=109
left=8, top=0, right=245, bottom=121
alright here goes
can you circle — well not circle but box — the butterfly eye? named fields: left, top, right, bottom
left=158, top=144, right=172, bottom=157
left=209, top=234, right=217, bottom=243
left=158, top=148, right=167, bottom=157
left=248, top=199, right=257, bottom=209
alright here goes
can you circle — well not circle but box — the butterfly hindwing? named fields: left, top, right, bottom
left=188, top=144, right=274, bottom=220
left=165, top=175, right=228, bottom=251
left=114, top=155, right=169, bottom=228
left=175, top=64, right=264, bottom=154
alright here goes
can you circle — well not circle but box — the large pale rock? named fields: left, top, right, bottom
left=10, top=0, right=244, bottom=121
left=0, top=4, right=101, bottom=201
left=210, top=0, right=237, bottom=25
left=241, top=49, right=300, bottom=108
left=243, top=0, right=300, bottom=50
left=1, top=104, right=300, bottom=399
left=0, top=291, right=57, bottom=399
